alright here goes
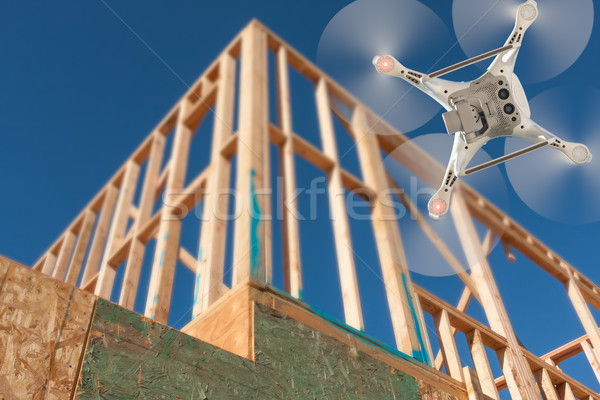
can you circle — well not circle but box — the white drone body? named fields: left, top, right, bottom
left=373, top=0, right=592, bottom=219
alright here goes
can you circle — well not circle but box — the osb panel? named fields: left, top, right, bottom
left=181, top=285, right=253, bottom=359
left=0, top=262, right=95, bottom=399
left=253, top=302, right=423, bottom=399
left=77, top=299, right=426, bottom=399
left=181, top=284, right=466, bottom=399
left=417, top=378, right=461, bottom=400
left=76, top=298, right=271, bottom=399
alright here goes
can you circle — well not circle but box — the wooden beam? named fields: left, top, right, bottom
left=80, top=185, right=119, bottom=287
left=580, top=340, right=600, bottom=385
left=291, top=133, right=334, bottom=171
left=41, top=252, right=57, bottom=276
left=95, top=161, right=140, bottom=299
left=387, top=174, right=481, bottom=303
left=52, top=231, right=76, bottom=281
left=195, top=53, right=236, bottom=315
left=534, top=368, right=560, bottom=400
left=565, top=267, right=600, bottom=365
left=467, top=329, right=500, bottom=400
left=315, top=77, right=363, bottom=330
left=434, top=287, right=474, bottom=371
left=541, top=335, right=587, bottom=364
left=434, top=309, right=464, bottom=382
left=231, top=22, right=271, bottom=288
left=416, top=284, right=598, bottom=399
left=463, top=366, right=486, bottom=400
left=276, top=46, right=303, bottom=299
left=65, top=210, right=96, bottom=286
left=353, top=106, right=424, bottom=356
left=178, top=246, right=199, bottom=273
left=557, top=382, right=576, bottom=400
left=145, top=103, right=192, bottom=323
left=451, top=193, right=540, bottom=400
left=119, top=133, right=166, bottom=309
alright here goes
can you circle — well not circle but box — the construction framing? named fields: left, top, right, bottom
left=32, top=20, right=600, bottom=400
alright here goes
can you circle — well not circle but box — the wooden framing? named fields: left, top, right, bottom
left=30, top=19, right=600, bottom=398
left=451, top=193, right=540, bottom=400
left=231, top=22, right=271, bottom=288
left=144, top=103, right=192, bottom=323
left=276, top=46, right=303, bottom=299
left=194, top=52, right=236, bottom=315
left=315, top=78, right=364, bottom=330
left=353, top=106, right=423, bottom=355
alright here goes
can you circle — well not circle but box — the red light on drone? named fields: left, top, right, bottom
left=377, top=56, right=394, bottom=74
left=429, top=198, right=447, bottom=217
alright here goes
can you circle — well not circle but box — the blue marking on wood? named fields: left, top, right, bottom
left=401, top=273, right=430, bottom=365
left=193, top=273, right=201, bottom=306
left=159, top=251, right=165, bottom=267
left=249, top=169, right=261, bottom=276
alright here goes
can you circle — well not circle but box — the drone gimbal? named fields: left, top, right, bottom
left=373, top=0, right=592, bottom=219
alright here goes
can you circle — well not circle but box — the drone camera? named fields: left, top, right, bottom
left=442, top=100, right=483, bottom=135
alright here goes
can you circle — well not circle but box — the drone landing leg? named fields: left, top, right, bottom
left=514, top=118, right=592, bottom=164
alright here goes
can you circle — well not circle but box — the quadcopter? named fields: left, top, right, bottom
left=373, top=0, right=592, bottom=219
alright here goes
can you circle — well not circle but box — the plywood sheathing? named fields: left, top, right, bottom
left=76, top=298, right=449, bottom=399
left=0, top=258, right=95, bottom=399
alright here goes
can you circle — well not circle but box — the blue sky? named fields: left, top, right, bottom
left=1, top=0, right=599, bottom=395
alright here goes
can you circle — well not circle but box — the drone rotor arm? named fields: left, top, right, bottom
left=428, top=135, right=487, bottom=219
left=373, top=55, right=432, bottom=92
left=488, top=1, right=539, bottom=76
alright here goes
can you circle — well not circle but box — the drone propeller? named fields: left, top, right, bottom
left=504, top=86, right=600, bottom=224
left=384, top=133, right=509, bottom=277
left=316, top=0, right=456, bottom=134
left=452, top=0, right=594, bottom=83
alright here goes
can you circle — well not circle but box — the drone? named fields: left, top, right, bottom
left=373, top=0, right=592, bottom=219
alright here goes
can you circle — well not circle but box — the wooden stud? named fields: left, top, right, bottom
left=580, top=340, right=600, bottom=385
left=95, top=161, right=140, bottom=299
left=276, top=47, right=303, bottom=299
left=557, top=382, right=576, bottom=400
left=315, top=77, right=363, bottom=330
left=451, top=193, right=540, bottom=400
left=195, top=53, right=236, bottom=315
left=533, top=368, right=560, bottom=400
left=466, top=329, right=500, bottom=400
left=81, top=185, right=119, bottom=286
left=352, top=106, right=422, bottom=355
left=417, top=283, right=598, bottom=399
left=65, top=209, right=97, bottom=286
left=41, top=252, right=57, bottom=276
left=144, top=104, right=192, bottom=323
left=565, top=267, right=600, bottom=365
left=434, top=309, right=464, bottom=381
left=435, top=287, right=474, bottom=371
left=463, top=366, right=486, bottom=400
left=119, top=133, right=166, bottom=309
left=52, top=231, right=76, bottom=281
left=231, top=22, right=271, bottom=288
